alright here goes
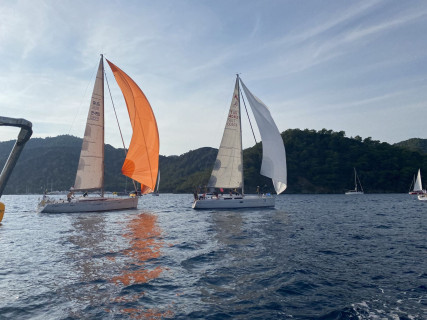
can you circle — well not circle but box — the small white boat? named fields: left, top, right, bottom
left=40, top=55, right=160, bottom=213
left=345, top=168, right=364, bottom=195
left=345, top=190, right=364, bottom=195
left=418, top=193, right=427, bottom=201
left=192, top=75, right=287, bottom=210
left=409, top=169, right=425, bottom=195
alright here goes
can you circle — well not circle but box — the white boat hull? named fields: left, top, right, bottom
left=409, top=191, right=424, bottom=195
left=345, top=191, right=364, bottom=195
left=418, top=194, right=427, bottom=201
left=192, top=195, right=275, bottom=209
left=40, top=197, right=138, bottom=213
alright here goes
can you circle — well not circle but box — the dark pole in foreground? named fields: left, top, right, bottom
left=0, top=116, right=33, bottom=222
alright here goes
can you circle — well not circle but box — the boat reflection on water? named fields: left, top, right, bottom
left=62, top=211, right=171, bottom=318
left=212, top=211, right=245, bottom=247
left=112, top=212, right=163, bottom=285
left=201, top=209, right=291, bottom=309
left=64, top=214, right=112, bottom=318
left=110, top=212, right=172, bottom=319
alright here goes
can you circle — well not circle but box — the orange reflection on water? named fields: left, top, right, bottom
left=121, top=308, right=174, bottom=320
left=111, top=212, right=172, bottom=318
left=112, top=266, right=163, bottom=287
left=113, top=212, right=164, bottom=286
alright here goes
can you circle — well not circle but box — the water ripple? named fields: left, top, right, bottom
left=0, top=194, right=425, bottom=319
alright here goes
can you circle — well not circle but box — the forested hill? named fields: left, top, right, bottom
left=394, top=138, right=427, bottom=154
left=278, top=129, right=426, bottom=193
left=0, top=130, right=426, bottom=194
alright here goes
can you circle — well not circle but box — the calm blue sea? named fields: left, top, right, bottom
left=0, top=194, right=425, bottom=319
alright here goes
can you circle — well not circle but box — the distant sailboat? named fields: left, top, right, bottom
left=192, top=75, right=287, bottom=209
left=409, top=169, right=424, bottom=195
left=40, top=55, right=159, bottom=213
left=418, top=193, right=427, bottom=201
left=345, top=168, right=364, bottom=195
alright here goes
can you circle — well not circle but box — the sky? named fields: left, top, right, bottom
left=0, top=0, right=426, bottom=156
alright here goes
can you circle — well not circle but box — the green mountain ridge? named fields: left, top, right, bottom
left=394, top=138, right=427, bottom=154
left=0, top=130, right=426, bottom=194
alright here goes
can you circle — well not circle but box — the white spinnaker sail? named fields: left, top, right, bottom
left=414, top=169, right=423, bottom=191
left=74, top=57, right=104, bottom=191
left=208, top=78, right=243, bottom=189
left=240, top=79, right=287, bottom=194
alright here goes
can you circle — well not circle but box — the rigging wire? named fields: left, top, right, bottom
left=239, top=87, right=258, bottom=145
left=104, top=68, right=138, bottom=193
left=104, top=69, right=127, bottom=154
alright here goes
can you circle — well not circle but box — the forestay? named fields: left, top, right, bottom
left=74, top=57, right=104, bottom=191
left=208, top=78, right=243, bottom=190
left=240, top=79, right=287, bottom=194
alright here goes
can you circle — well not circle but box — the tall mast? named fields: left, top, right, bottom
left=100, top=54, right=105, bottom=197
left=354, top=168, right=357, bottom=192
left=237, top=74, right=244, bottom=195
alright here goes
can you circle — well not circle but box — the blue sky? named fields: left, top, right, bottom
left=1, top=0, right=426, bottom=155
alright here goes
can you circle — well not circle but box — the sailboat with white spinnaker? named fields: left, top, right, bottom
left=192, top=75, right=287, bottom=209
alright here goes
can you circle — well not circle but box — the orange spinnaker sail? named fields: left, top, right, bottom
left=106, top=59, right=159, bottom=194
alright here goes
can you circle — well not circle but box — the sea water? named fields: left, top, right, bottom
left=0, top=194, right=425, bottom=319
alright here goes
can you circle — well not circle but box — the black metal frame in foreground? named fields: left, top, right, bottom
left=0, top=116, right=33, bottom=198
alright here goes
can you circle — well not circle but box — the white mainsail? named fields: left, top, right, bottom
left=74, top=57, right=105, bottom=192
left=414, top=169, right=423, bottom=191
left=207, top=78, right=243, bottom=190
left=240, top=79, right=287, bottom=194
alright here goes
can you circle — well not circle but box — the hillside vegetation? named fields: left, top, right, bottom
left=0, top=130, right=426, bottom=194
left=394, top=138, right=427, bottom=154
